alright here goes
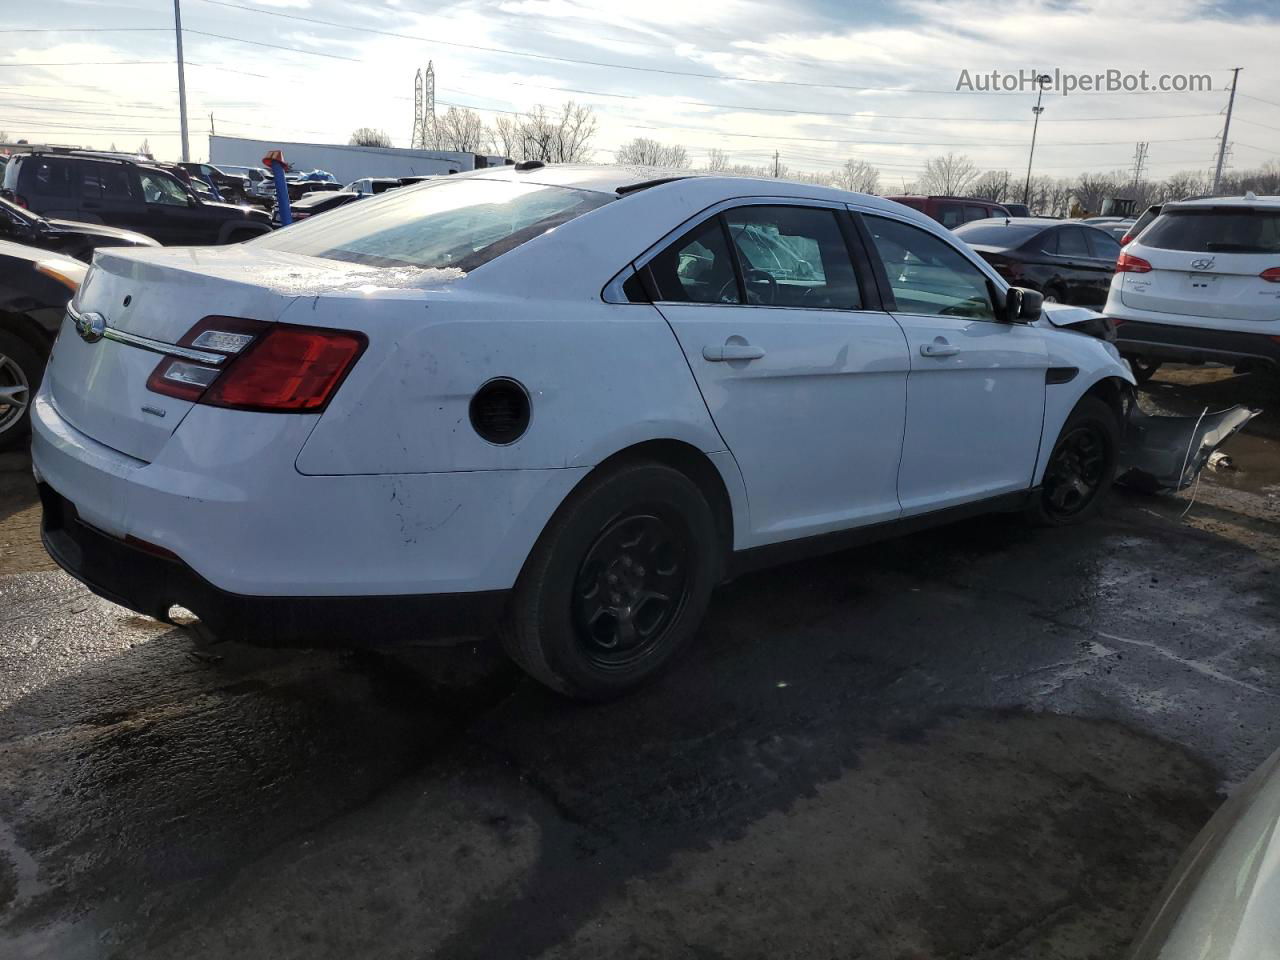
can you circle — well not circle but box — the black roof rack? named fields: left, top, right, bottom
left=615, top=176, right=692, bottom=196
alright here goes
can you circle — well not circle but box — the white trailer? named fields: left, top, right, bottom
left=208, top=136, right=487, bottom=184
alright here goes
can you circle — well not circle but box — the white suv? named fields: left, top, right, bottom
left=32, top=166, right=1139, bottom=699
left=1106, top=196, right=1280, bottom=382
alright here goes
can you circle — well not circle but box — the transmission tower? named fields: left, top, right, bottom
left=409, top=62, right=436, bottom=150
left=1130, top=141, right=1149, bottom=193
left=410, top=68, right=424, bottom=149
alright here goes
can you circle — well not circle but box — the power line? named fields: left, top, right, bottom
left=192, top=0, right=1215, bottom=99
left=183, top=29, right=363, bottom=63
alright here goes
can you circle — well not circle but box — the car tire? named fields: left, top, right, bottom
left=1124, top=355, right=1162, bottom=385
left=502, top=460, right=720, bottom=700
left=1027, top=396, right=1121, bottom=527
left=1042, top=285, right=1066, bottom=305
left=0, top=329, right=44, bottom=452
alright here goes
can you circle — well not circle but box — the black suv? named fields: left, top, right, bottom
left=2, top=151, right=271, bottom=246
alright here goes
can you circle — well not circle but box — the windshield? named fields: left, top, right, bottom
left=1140, top=208, right=1280, bottom=253
left=953, top=223, right=1043, bottom=247
left=253, top=178, right=613, bottom=271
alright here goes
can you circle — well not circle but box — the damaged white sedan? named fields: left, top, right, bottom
left=30, top=165, right=1251, bottom=698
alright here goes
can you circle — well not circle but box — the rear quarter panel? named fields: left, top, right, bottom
left=293, top=293, right=728, bottom=476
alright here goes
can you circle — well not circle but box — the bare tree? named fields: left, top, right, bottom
left=970, top=169, right=1013, bottom=202
left=137, top=138, right=151, bottom=157
left=919, top=153, right=979, bottom=195
left=493, top=102, right=597, bottom=164
left=428, top=107, right=487, bottom=153
left=833, top=158, right=880, bottom=194
left=615, top=137, right=690, bottom=168
left=705, top=148, right=731, bottom=172
left=349, top=128, right=392, bottom=148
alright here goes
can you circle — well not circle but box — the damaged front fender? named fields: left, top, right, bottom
left=1118, top=398, right=1260, bottom=493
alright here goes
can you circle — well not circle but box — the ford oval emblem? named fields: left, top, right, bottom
left=76, top=311, right=107, bottom=344
left=1190, top=257, right=1215, bottom=271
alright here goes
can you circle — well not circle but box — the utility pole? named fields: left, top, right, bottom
left=209, top=112, right=215, bottom=137
left=1022, top=72, right=1051, bottom=206
left=1212, top=67, right=1241, bottom=195
left=772, top=150, right=779, bottom=178
left=174, top=0, right=190, bottom=162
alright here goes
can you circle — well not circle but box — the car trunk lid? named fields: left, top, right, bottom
left=44, top=245, right=383, bottom=462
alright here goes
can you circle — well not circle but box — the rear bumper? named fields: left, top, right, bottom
left=39, top=483, right=507, bottom=646
left=1113, top=319, right=1280, bottom=369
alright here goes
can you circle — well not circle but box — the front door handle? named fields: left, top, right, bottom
left=919, top=340, right=958, bottom=358
left=704, top=343, right=766, bottom=362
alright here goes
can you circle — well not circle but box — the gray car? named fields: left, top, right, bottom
left=1128, top=746, right=1280, bottom=958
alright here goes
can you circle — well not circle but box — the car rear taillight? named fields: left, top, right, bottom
left=1120, top=234, right=1133, bottom=245
left=1116, top=252, right=1152, bottom=274
left=146, top=317, right=365, bottom=412
left=12, top=194, right=29, bottom=209
left=1261, top=267, right=1280, bottom=283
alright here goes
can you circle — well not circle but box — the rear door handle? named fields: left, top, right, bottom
left=919, top=341, right=958, bottom=358
left=703, top=343, right=766, bottom=362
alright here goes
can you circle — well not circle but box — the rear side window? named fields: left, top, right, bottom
left=1056, top=227, right=1091, bottom=257
left=81, top=163, right=136, bottom=202
left=963, top=205, right=990, bottom=223
left=253, top=178, right=613, bottom=272
left=21, top=158, right=74, bottom=198
left=1086, top=229, right=1121, bottom=260
left=864, top=215, right=995, bottom=321
left=936, top=203, right=965, bottom=228
left=648, top=218, right=740, bottom=304
left=724, top=205, right=862, bottom=309
left=1140, top=208, right=1280, bottom=254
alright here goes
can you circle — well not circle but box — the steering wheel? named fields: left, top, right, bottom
left=718, top=270, right=778, bottom=305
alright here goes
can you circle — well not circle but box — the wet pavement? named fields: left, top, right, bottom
left=1, top=367, right=1278, bottom=959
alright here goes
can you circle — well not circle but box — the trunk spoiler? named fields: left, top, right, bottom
left=1118, top=401, right=1260, bottom=493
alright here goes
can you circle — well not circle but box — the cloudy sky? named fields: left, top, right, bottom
left=2, top=0, right=1278, bottom=182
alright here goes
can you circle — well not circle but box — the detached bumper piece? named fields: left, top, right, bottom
left=38, top=484, right=506, bottom=647
left=1118, top=403, right=1260, bottom=493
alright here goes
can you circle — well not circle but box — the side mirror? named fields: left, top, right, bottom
left=186, top=194, right=198, bottom=208
left=1003, top=286, right=1042, bottom=323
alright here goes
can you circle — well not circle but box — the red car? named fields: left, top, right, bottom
left=886, top=195, right=1011, bottom=230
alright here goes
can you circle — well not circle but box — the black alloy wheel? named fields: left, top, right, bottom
left=571, top=510, right=690, bottom=670
left=1042, top=423, right=1109, bottom=519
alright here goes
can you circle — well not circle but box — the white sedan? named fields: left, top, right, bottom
left=34, top=165, right=1139, bottom=698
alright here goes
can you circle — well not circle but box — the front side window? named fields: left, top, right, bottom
left=724, top=206, right=862, bottom=309
left=864, top=215, right=995, bottom=321
left=253, top=178, right=613, bottom=272
left=648, top=218, right=740, bottom=304
left=139, top=170, right=189, bottom=206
